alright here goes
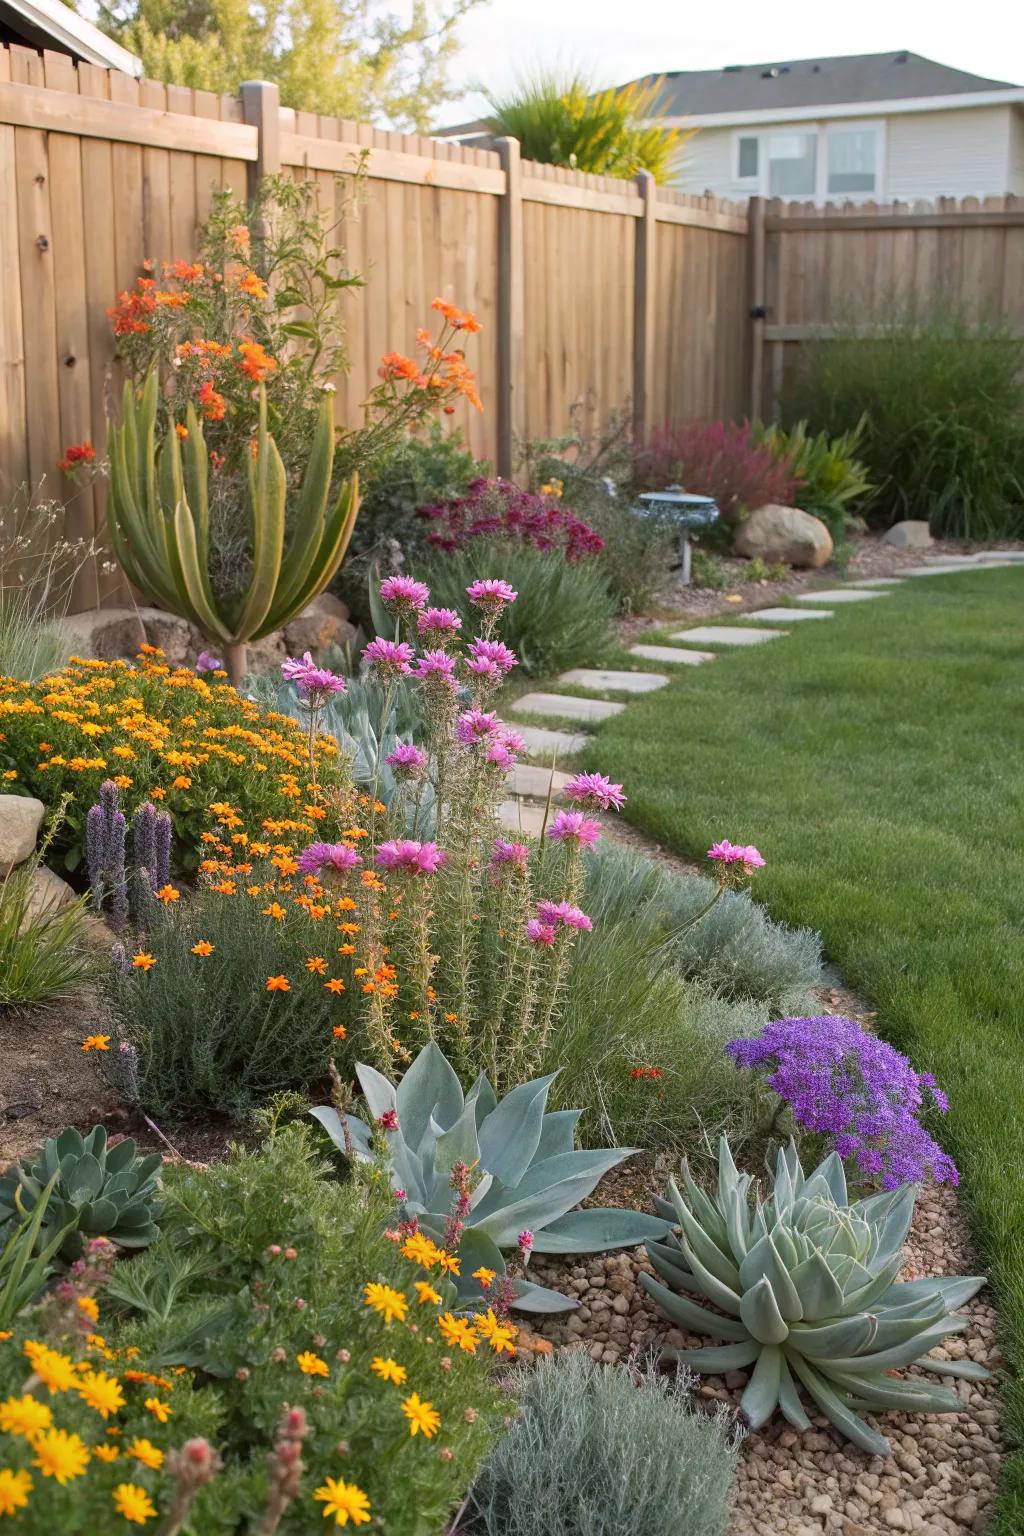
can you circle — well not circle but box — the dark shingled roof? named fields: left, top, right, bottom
left=625, top=51, right=1019, bottom=118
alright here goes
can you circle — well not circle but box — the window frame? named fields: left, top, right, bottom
left=824, top=119, right=886, bottom=201
left=731, top=120, right=886, bottom=203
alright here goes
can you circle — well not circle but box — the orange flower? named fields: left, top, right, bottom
left=229, top=224, right=251, bottom=255
left=238, top=340, right=278, bottom=382
left=306, top=956, right=328, bottom=975
left=58, top=441, right=96, bottom=474
left=324, top=978, right=345, bottom=995
left=198, top=379, right=226, bottom=421
left=191, top=940, right=214, bottom=956
left=237, top=269, right=268, bottom=300
left=332, top=1025, right=347, bottom=1039
left=82, top=1034, right=111, bottom=1052
left=174, top=423, right=189, bottom=440
left=132, top=952, right=156, bottom=971
left=211, top=880, right=236, bottom=895
left=262, top=902, right=287, bottom=921
left=378, top=352, right=423, bottom=384
left=165, top=258, right=203, bottom=282
left=155, top=884, right=180, bottom=905
left=266, top=975, right=290, bottom=992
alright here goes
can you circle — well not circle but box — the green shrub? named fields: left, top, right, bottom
left=0, top=819, right=96, bottom=1009
left=414, top=539, right=616, bottom=676
left=691, top=548, right=728, bottom=588
left=784, top=309, right=1024, bottom=538
left=754, top=417, right=872, bottom=549
left=469, top=1352, right=739, bottom=1536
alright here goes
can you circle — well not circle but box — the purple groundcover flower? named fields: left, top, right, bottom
left=376, top=839, right=446, bottom=875
left=455, top=708, right=501, bottom=745
left=547, top=809, right=602, bottom=846
left=466, top=578, right=517, bottom=607
left=362, top=637, right=415, bottom=677
left=385, top=743, right=428, bottom=778
left=727, top=1016, right=957, bottom=1190
left=491, top=839, right=530, bottom=869
left=564, top=772, right=626, bottom=813
left=281, top=651, right=347, bottom=698
left=297, top=842, right=363, bottom=876
left=417, top=607, right=463, bottom=638
left=195, top=649, right=224, bottom=673
left=536, top=898, right=593, bottom=932
left=379, top=575, right=430, bottom=611
left=467, top=637, right=518, bottom=675
left=708, top=839, right=765, bottom=870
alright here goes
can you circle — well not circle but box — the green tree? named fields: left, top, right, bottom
left=484, top=69, right=691, bottom=183
left=79, top=0, right=484, bottom=131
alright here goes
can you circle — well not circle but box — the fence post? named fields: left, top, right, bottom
left=632, top=170, right=656, bottom=443
left=495, top=137, right=524, bottom=478
left=747, top=195, right=766, bottom=420
left=240, top=80, right=281, bottom=205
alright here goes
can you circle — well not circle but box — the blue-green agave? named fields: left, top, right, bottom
left=313, top=1042, right=670, bottom=1311
left=641, top=1138, right=986, bottom=1456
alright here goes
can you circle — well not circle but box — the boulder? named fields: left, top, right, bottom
left=0, top=795, right=45, bottom=875
left=59, top=608, right=145, bottom=661
left=136, top=607, right=204, bottom=667
left=882, top=520, right=933, bottom=549
left=735, top=505, right=833, bottom=568
left=283, top=593, right=356, bottom=657
left=22, top=864, right=77, bottom=924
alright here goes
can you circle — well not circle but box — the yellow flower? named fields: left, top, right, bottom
left=296, top=1351, right=329, bottom=1377
left=92, top=1442, right=120, bottom=1461
left=436, top=1251, right=461, bottom=1277
left=82, top=1033, right=111, bottom=1052
left=113, top=1482, right=157, bottom=1524
left=413, top=1280, right=442, bottom=1306
left=370, top=1355, right=407, bottom=1385
left=472, top=1267, right=497, bottom=1288
left=363, top=1282, right=408, bottom=1325
left=401, top=1391, right=441, bottom=1438
left=0, top=1393, right=53, bottom=1437
left=77, top=1295, right=100, bottom=1323
left=132, top=952, right=156, bottom=971
left=0, top=1468, right=32, bottom=1517
left=474, top=1308, right=518, bottom=1355
left=400, top=1233, right=442, bottom=1269
left=143, top=1397, right=172, bottom=1423
left=313, top=1476, right=372, bottom=1527
left=23, top=1341, right=76, bottom=1394
left=127, top=1437, right=164, bottom=1470
left=437, top=1313, right=479, bottom=1354
left=76, top=1368, right=125, bottom=1418
left=32, top=1427, right=91, bottom=1484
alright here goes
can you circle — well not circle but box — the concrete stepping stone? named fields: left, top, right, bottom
left=848, top=577, right=904, bottom=588
left=514, top=724, right=589, bottom=757
left=506, top=764, right=572, bottom=799
left=512, top=692, right=626, bottom=724
left=629, top=643, right=716, bottom=665
left=668, top=625, right=788, bottom=646
left=497, top=799, right=548, bottom=837
left=557, top=668, right=669, bottom=693
left=902, top=564, right=1010, bottom=576
left=740, top=607, right=833, bottom=621
left=794, top=589, right=886, bottom=603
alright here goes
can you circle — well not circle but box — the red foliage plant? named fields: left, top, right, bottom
left=636, top=420, right=800, bottom=522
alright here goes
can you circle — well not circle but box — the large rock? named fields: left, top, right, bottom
left=882, top=520, right=933, bottom=549
left=136, top=607, right=204, bottom=667
left=283, top=593, right=355, bottom=657
left=59, top=608, right=145, bottom=661
left=22, top=864, right=76, bottom=923
left=0, top=795, right=45, bottom=875
left=736, top=505, right=833, bottom=568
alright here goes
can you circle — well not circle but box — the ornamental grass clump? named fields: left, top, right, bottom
left=641, top=1138, right=985, bottom=1456
left=727, top=1015, right=958, bottom=1188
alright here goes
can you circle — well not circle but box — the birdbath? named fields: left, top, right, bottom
left=632, top=489, right=720, bottom=585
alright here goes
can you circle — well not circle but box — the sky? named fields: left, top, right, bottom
left=443, top=0, right=1024, bottom=122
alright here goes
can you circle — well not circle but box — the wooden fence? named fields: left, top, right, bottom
left=1, top=47, right=1023, bottom=613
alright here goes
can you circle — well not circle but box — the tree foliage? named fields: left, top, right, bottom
left=80, top=0, right=484, bottom=130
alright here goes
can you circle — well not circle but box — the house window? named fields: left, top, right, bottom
left=767, top=132, right=817, bottom=197
left=737, top=135, right=759, bottom=180
left=827, top=126, right=880, bottom=195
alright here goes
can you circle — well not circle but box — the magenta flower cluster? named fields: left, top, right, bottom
left=563, top=772, right=626, bottom=813
left=376, top=839, right=446, bottom=875
left=418, top=477, right=605, bottom=561
left=281, top=651, right=347, bottom=699
left=547, top=809, right=602, bottom=847
left=385, top=743, right=428, bottom=778
left=707, top=839, right=765, bottom=870
left=297, top=842, right=363, bottom=876
left=727, top=1015, right=958, bottom=1189
left=362, top=637, right=415, bottom=678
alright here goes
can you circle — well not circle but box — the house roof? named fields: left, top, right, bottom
left=0, top=0, right=141, bottom=73
left=627, top=51, right=1020, bottom=120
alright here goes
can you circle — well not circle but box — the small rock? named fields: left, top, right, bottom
left=611, top=1293, right=630, bottom=1316
left=953, top=1495, right=978, bottom=1523
left=882, top=520, right=933, bottom=548
left=811, top=1494, right=833, bottom=1515
left=0, top=795, right=45, bottom=875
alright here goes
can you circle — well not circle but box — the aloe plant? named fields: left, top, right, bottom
left=0, top=1125, right=161, bottom=1263
left=106, top=370, right=359, bottom=684
left=641, top=1137, right=986, bottom=1455
left=313, top=1043, right=670, bottom=1311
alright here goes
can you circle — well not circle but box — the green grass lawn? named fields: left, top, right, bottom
left=588, top=569, right=1024, bottom=1527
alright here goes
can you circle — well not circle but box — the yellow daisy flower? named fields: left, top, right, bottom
left=313, top=1476, right=372, bottom=1527
left=32, top=1427, right=91, bottom=1484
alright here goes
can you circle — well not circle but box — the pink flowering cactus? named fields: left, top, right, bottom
left=563, top=772, right=626, bottom=813
left=281, top=651, right=346, bottom=700
left=376, top=839, right=447, bottom=875
left=296, top=842, right=362, bottom=876
left=379, top=575, right=431, bottom=612
left=547, top=810, right=602, bottom=847
left=362, top=637, right=415, bottom=677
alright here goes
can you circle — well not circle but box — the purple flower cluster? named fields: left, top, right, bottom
left=417, top=607, right=462, bottom=640
left=547, top=809, right=602, bottom=847
left=564, top=772, right=626, bottom=813
left=376, top=839, right=446, bottom=875
left=379, top=575, right=431, bottom=612
left=466, top=637, right=518, bottom=682
left=362, top=637, right=415, bottom=678
left=195, top=649, right=224, bottom=673
left=490, top=839, right=530, bottom=869
left=297, top=842, right=363, bottom=876
left=385, top=743, right=428, bottom=779
left=418, top=478, right=605, bottom=562
left=727, top=1015, right=958, bottom=1189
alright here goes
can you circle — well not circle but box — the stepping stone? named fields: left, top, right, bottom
left=557, top=668, right=669, bottom=693
left=512, top=692, right=626, bottom=724
left=740, top=607, right=833, bottom=621
left=497, top=799, right=548, bottom=837
left=978, top=550, right=1024, bottom=561
left=902, top=564, right=1008, bottom=576
left=793, top=589, right=886, bottom=603
left=848, top=577, right=904, bottom=588
left=668, top=625, right=788, bottom=646
left=514, top=724, right=589, bottom=757
left=506, top=764, right=572, bottom=799
left=629, top=643, right=716, bottom=665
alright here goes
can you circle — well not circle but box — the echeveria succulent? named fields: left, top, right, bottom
left=313, top=1042, right=670, bottom=1311
left=641, top=1137, right=985, bottom=1456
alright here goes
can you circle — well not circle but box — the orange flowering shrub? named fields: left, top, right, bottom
left=0, top=650, right=344, bottom=872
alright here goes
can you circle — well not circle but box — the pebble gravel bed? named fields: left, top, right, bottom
left=528, top=1178, right=1001, bottom=1536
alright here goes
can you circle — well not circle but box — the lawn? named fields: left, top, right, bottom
left=590, top=568, right=1024, bottom=1529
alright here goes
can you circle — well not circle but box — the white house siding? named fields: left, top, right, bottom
left=674, top=126, right=749, bottom=198
left=884, top=107, right=1012, bottom=199
left=1008, top=107, right=1024, bottom=193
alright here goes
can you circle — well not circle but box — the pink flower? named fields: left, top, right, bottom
left=738, top=845, right=766, bottom=869
left=195, top=649, right=223, bottom=673
left=491, top=839, right=530, bottom=869
left=281, top=651, right=347, bottom=698
left=455, top=708, right=501, bottom=745
left=547, top=810, right=602, bottom=846
left=564, top=772, right=626, bottom=813
left=517, top=1230, right=534, bottom=1254
left=417, top=607, right=462, bottom=638
left=536, top=899, right=593, bottom=932
left=413, top=649, right=458, bottom=686
left=297, top=842, right=362, bottom=876
left=376, top=839, right=447, bottom=875
left=707, top=839, right=765, bottom=871
left=380, top=575, right=430, bottom=611
left=466, top=578, right=517, bottom=607
left=386, top=743, right=428, bottom=778
left=362, top=637, right=415, bottom=677
left=467, top=638, right=517, bottom=674
left=526, top=918, right=557, bottom=945
left=377, top=1109, right=400, bottom=1131
left=485, top=740, right=516, bottom=769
